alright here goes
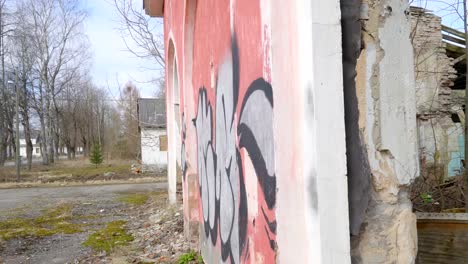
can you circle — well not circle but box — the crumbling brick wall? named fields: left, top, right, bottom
left=411, top=8, right=463, bottom=180
left=411, top=7, right=457, bottom=115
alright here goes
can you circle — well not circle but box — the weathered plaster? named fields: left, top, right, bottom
left=352, top=0, right=419, bottom=263
left=377, top=0, right=419, bottom=185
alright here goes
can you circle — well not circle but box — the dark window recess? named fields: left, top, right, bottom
left=451, top=113, right=461, bottom=123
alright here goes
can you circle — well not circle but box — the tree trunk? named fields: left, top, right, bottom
left=0, top=95, right=4, bottom=166
left=47, top=118, right=54, bottom=164
left=73, top=118, right=78, bottom=159
left=464, top=0, right=468, bottom=212
left=54, top=131, right=59, bottom=160
left=0, top=3, right=5, bottom=167
left=66, top=145, right=71, bottom=160
left=82, top=136, right=88, bottom=157
left=10, top=132, right=16, bottom=160
left=22, top=116, right=33, bottom=171
left=7, top=140, right=12, bottom=159
left=39, top=114, right=49, bottom=165
left=0, top=125, right=5, bottom=165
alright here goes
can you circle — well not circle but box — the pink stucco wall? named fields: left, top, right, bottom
left=165, top=1, right=276, bottom=262
left=162, top=0, right=350, bottom=263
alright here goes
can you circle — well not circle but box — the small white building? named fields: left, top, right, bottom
left=19, top=132, right=84, bottom=159
left=138, top=98, right=167, bottom=171
left=19, top=138, right=42, bottom=158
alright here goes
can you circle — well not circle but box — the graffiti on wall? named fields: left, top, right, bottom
left=192, top=35, right=276, bottom=263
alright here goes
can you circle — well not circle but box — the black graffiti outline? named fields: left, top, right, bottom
left=192, top=34, right=276, bottom=263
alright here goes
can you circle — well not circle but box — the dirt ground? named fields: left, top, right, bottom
left=0, top=182, right=195, bottom=264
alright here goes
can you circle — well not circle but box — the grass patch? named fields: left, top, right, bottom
left=52, top=163, right=130, bottom=179
left=0, top=203, right=84, bottom=240
left=178, top=250, right=204, bottom=264
left=118, top=193, right=150, bottom=205
left=82, top=220, right=133, bottom=253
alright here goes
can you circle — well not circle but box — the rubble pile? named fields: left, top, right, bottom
left=129, top=202, right=194, bottom=263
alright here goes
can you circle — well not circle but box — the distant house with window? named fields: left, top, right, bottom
left=18, top=131, right=84, bottom=160
left=137, top=98, right=167, bottom=171
left=19, top=138, right=42, bottom=158
left=19, top=131, right=42, bottom=158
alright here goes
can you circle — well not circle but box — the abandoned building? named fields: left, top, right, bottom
left=137, top=98, right=168, bottom=171
left=411, top=7, right=465, bottom=180
left=141, top=0, right=468, bottom=263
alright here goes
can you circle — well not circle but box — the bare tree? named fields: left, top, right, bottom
left=118, top=81, right=141, bottom=159
left=24, top=0, right=88, bottom=164
left=113, top=0, right=164, bottom=67
left=0, top=0, right=13, bottom=166
left=153, top=77, right=165, bottom=99
left=7, top=1, right=39, bottom=170
left=113, top=0, right=165, bottom=91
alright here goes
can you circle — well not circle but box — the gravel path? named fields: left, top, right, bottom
left=0, top=182, right=168, bottom=264
left=0, top=182, right=167, bottom=212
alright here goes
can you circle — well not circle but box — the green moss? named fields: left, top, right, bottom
left=82, top=220, right=133, bottom=253
left=118, top=193, right=150, bottom=205
left=0, top=203, right=84, bottom=240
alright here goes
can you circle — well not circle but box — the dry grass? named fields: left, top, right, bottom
left=0, top=158, right=134, bottom=184
left=0, top=177, right=162, bottom=189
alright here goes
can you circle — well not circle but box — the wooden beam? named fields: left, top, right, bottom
left=453, top=54, right=466, bottom=64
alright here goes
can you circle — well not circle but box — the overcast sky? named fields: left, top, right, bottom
left=412, top=0, right=464, bottom=30
left=82, top=0, right=462, bottom=100
left=83, top=0, right=162, bottom=99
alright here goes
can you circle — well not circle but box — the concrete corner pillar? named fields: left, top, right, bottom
left=272, top=0, right=351, bottom=262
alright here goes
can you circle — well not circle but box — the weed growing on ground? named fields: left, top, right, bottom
left=178, top=250, right=204, bottom=264
left=82, top=220, right=133, bottom=253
